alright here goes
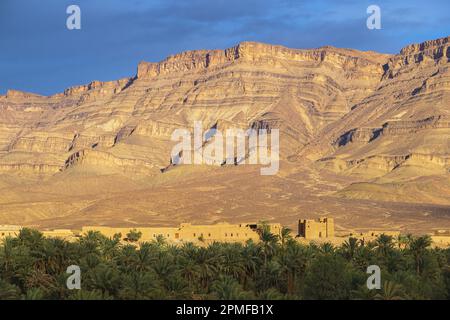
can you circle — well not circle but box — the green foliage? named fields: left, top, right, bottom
left=0, top=229, right=448, bottom=300
left=304, top=254, right=352, bottom=299
left=125, top=229, right=142, bottom=243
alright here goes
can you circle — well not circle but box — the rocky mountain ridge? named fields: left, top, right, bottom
left=0, top=37, right=448, bottom=232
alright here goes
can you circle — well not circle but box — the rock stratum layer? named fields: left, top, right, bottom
left=0, top=38, right=449, bottom=233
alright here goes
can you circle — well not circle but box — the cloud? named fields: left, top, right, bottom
left=0, top=0, right=448, bottom=95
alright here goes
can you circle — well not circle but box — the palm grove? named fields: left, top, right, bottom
left=0, top=225, right=449, bottom=300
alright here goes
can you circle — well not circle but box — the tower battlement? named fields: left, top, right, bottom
left=298, top=218, right=334, bottom=239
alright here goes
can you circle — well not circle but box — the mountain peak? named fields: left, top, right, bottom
left=136, top=41, right=391, bottom=79
left=3, top=89, right=45, bottom=100
left=0, top=36, right=449, bottom=232
left=399, top=35, right=450, bottom=57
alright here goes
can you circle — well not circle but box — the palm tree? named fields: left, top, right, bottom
left=91, top=264, right=121, bottom=297
left=177, top=255, right=200, bottom=288
left=279, top=242, right=307, bottom=295
left=1, top=225, right=449, bottom=300
left=396, top=234, right=410, bottom=249
left=36, top=238, right=72, bottom=275
left=0, top=236, right=36, bottom=291
left=257, top=223, right=279, bottom=266
left=352, top=245, right=374, bottom=271
left=342, top=237, right=359, bottom=260
left=77, top=230, right=104, bottom=256
left=116, top=244, right=138, bottom=273
left=195, top=247, right=222, bottom=291
left=319, top=242, right=335, bottom=254
left=241, top=241, right=261, bottom=290
left=125, top=229, right=142, bottom=243
left=258, top=259, right=282, bottom=291
left=153, top=235, right=167, bottom=247
left=211, top=276, right=251, bottom=300
left=134, top=243, right=156, bottom=272
left=99, top=234, right=122, bottom=263
left=351, top=285, right=377, bottom=300
left=221, top=245, right=246, bottom=280
left=257, top=223, right=279, bottom=244
left=17, top=228, right=44, bottom=248
left=164, top=272, right=192, bottom=299
left=23, top=288, right=45, bottom=300
left=24, top=268, right=58, bottom=294
left=374, top=234, right=394, bottom=260
left=280, top=227, right=292, bottom=248
left=0, top=237, right=17, bottom=278
left=409, top=235, right=432, bottom=275
left=304, top=254, right=351, bottom=299
left=119, top=272, right=163, bottom=299
left=258, top=287, right=284, bottom=300
left=152, top=252, right=176, bottom=282
left=68, top=289, right=110, bottom=300
left=374, top=281, right=405, bottom=300
left=0, top=280, right=21, bottom=300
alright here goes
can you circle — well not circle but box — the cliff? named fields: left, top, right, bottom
left=0, top=37, right=449, bottom=232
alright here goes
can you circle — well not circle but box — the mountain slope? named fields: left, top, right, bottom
left=298, top=37, right=450, bottom=204
left=0, top=38, right=448, bottom=233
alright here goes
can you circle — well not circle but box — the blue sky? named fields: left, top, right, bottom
left=0, top=0, right=449, bottom=96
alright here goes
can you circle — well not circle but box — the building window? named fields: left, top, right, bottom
left=208, top=233, right=211, bottom=237
left=225, top=233, right=227, bottom=237
left=193, top=233, right=196, bottom=237
left=231, top=233, right=233, bottom=237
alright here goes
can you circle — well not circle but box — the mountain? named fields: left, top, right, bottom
left=0, top=37, right=449, bottom=234
left=299, top=37, right=450, bottom=205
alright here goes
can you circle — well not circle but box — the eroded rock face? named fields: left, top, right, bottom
left=299, top=37, right=450, bottom=204
left=0, top=40, right=390, bottom=175
left=0, top=37, right=449, bottom=231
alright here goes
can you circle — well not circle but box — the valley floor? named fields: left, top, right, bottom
left=0, top=162, right=449, bottom=235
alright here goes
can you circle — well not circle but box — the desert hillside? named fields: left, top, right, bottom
left=0, top=37, right=449, bottom=233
